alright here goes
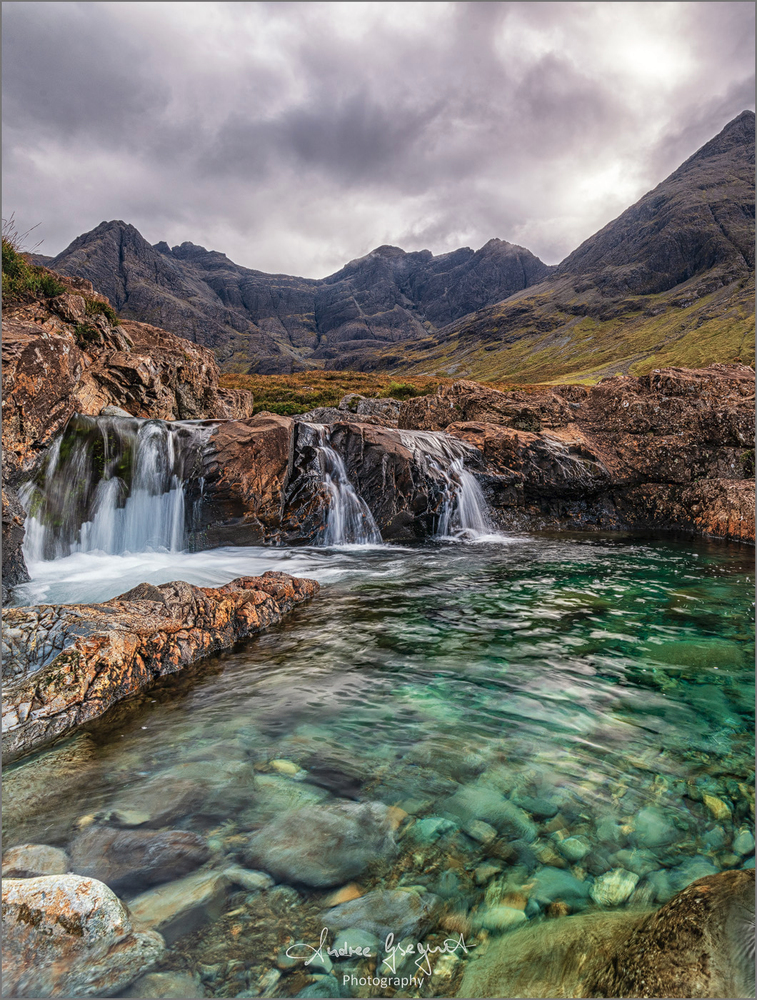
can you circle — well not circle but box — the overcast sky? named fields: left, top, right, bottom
left=3, top=2, right=754, bottom=278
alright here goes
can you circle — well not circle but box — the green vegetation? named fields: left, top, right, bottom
left=73, top=322, right=103, bottom=347
left=219, top=369, right=538, bottom=414
left=84, top=297, right=121, bottom=326
left=366, top=272, right=755, bottom=385
left=2, top=236, right=65, bottom=303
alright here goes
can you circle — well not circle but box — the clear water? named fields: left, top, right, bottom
left=5, top=534, right=754, bottom=998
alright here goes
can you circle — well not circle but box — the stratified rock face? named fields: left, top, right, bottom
left=2, top=572, right=319, bottom=759
left=399, top=365, right=756, bottom=542
left=1, top=272, right=253, bottom=478
left=45, top=222, right=551, bottom=372
left=1, top=874, right=165, bottom=998
left=2, top=487, right=30, bottom=603
left=459, top=868, right=755, bottom=999
left=558, top=110, right=755, bottom=297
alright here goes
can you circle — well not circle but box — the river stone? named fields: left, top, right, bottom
left=632, top=806, right=677, bottom=849
left=240, top=773, right=330, bottom=826
left=127, top=870, right=229, bottom=945
left=612, top=847, right=659, bottom=877
left=557, top=836, right=591, bottom=863
left=531, top=868, right=592, bottom=907
left=2, top=843, right=70, bottom=878
left=670, top=856, right=719, bottom=893
left=589, top=868, right=639, bottom=907
left=407, top=816, right=458, bottom=843
left=123, top=972, right=206, bottom=997
left=243, top=802, right=396, bottom=887
left=733, top=828, right=755, bottom=856
left=2, top=874, right=165, bottom=998
left=325, top=888, right=440, bottom=941
left=223, top=865, right=275, bottom=891
left=100, top=777, right=206, bottom=829
left=70, top=826, right=210, bottom=892
left=331, top=928, right=381, bottom=957
left=444, top=786, right=537, bottom=841
left=475, top=904, right=528, bottom=932
left=595, top=816, right=628, bottom=847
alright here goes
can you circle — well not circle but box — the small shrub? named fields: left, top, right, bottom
left=385, top=381, right=420, bottom=399
left=84, top=297, right=120, bottom=326
left=73, top=322, right=102, bottom=347
left=2, top=236, right=65, bottom=302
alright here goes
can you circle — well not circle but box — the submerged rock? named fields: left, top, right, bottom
left=123, top=972, right=206, bottom=998
left=589, top=868, right=639, bottom=907
left=459, top=869, right=755, bottom=999
left=2, top=572, right=319, bottom=759
left=69, top=827, right=209, bottom=893
left=1, top=874, right=165, bottom=998
left=243, top=802, right=397, bottom=887
left=1, top=843, right=69, bottom=878
left=325, top=888, right=440, bottom=941
left=127, top=870, right=229, bottom=945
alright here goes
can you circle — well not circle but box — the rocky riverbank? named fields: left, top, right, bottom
left=190, top=363, right=755, bottom=548
left=2, top=572, right=318, bottom=760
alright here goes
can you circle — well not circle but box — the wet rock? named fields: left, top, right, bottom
left=589, top=868, right=639, bottom=907
left=704, top=793, right=733, bottom=822
left=243, top=802, right=397, bottom=887
left=612, top=846, right=660, bottom=877
left=530, top=868, right=592, bottom=908
left=460, top=869, right=755, bottom=999
left=123, top=972, right=206, bottom=998
left=669, top=855, right=720, bottom=893
left=2, top=874, right=165, bottom=998
left=240, top=772, right=330, bottom=826
left=296, top=976, right=349, bottom=998
left=475, top=863, right=503, bottom=885
left=223, top=866, right=275, bottom=892
left=128, top=870, right=229, bottom=945
left=101, top=777, right=206, bottom=830
left=331, top=928, right=381, bottom=958
left=325, top=888, right=440, bottom=941
left=70, top=827, right=209, bottom=892
left=444, top=786, right=537, bottom=842
left=3, top=572, right=319, bottom=759
left=557, top=835, right=591, bottom=863
left=632, top=805, right=677, bottom=849
left=1, top=487, right=29, bottom=605
left=733, top=828, right=755, bottom=856
left=2, top=843, right=69, bottom=878
left=475, top=904, right=528, bottom=932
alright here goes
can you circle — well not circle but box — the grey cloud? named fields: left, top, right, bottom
left=2, top=2, right=754, bottom=277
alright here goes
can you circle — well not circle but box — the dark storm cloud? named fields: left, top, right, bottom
left=2, top=2, right=754, bottom=277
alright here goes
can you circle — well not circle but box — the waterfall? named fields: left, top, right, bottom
left=20, top=414, right=212, bottom=561
left=310, top=427, right=382, bottom=545
left=398, top=430, right=494, bottom=538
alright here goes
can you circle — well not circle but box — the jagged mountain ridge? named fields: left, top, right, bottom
left=41, top=224, right=550, bottom=374
left=37, top=110, right=754, bottom=381
left=344, top=110, right=754, bottom=381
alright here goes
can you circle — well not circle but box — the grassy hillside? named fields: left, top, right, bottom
left=356, top=272, right=754, bottom=385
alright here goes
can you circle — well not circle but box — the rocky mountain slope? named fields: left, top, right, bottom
left=39, top=226, right=550, bottom=374
left=358, top=110, right=754, bottom=382
left=37, top=112, right=754, bottom=381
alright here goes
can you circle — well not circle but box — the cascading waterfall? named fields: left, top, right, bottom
left=310, top=426, right=382, bottom=545
left=398, top=430, right=494, bottom=538
left=19, top=414, right=212, bottom=561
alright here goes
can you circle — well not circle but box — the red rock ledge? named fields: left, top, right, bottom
left=2, top=572, right=319, bottom=760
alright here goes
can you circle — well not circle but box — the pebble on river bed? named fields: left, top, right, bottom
left=733, top=828, right=756, bottom=856
left=589, top=869, right=640, bottom=907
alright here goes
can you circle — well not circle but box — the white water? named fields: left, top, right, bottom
left=20, top=416, right=211, bottom=561
left=398, top=430, right=494, bottom=538
left=311, top=427, right=383, bottom=546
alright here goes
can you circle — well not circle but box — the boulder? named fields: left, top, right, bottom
left=1, top=486, right=30, bottom=605
left=69, top=827, right=209, bottom=893
left=459, top=869, right=755, bottom=999
left=243, top=802, right=397, bottom=887
left=324, top=888, right=440, bottom=941
left=2, top=843, right=69, bottom=879
left=127, top=870, right=229, bottom=945
left=1, top=874, right=165, bottom=998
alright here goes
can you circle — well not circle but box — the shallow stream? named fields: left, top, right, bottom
left=5, top=533, right=755, bottom=998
